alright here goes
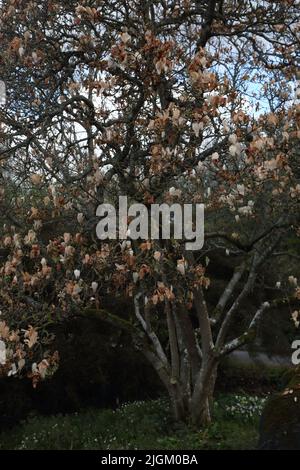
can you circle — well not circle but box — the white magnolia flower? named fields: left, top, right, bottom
left=172, top=107, right=180, bottom=120
left=18, top=46, right=25, bottom=58
left=237, top=184, right=245, bottom=196
left=91, top=282, right=98, bottom=293
left=197, top=161, right=205, bottom=171
left=229, top=133, right=238, bottom=144
left=34, top=220, right=43, bottom=230
left=64, top=233, right=71, bottom=244
left=73, top=283, right=82, bottom=296
left=121, top=32, right=131, bottom=43
left=229, top=143, right=242, bottom=157
left=238, top=205, right=252, bottom=216
left=177, top=259, right=186, bottom=276
left=169, top=187, right=181, bottom=197
left=0, top=340, right=6, bottom=365
left=77, top=213, right=84, bottom=224
left=3, top=236, right=12, bottom=247
left=292, top=311, right=300, bottom=328
left=288, top=276, right=298, bottom=286
left=121, top=240, right=127, bottom=251
left=192, top=121, right=203, bottom=137
left=74, top=269, right=81, bottom=279
left=8, top=363, right=17, bottom=376
left=18, top=358, right=25, bottom=371
left=24, top=230, right=36, bottom=245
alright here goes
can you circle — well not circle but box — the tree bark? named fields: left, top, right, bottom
left=190, top=359, right=218, bottom=427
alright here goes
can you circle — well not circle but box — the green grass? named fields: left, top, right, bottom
left=0, top=394, right=265, bottom=450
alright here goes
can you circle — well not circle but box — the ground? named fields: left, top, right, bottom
left=0, top=394, right=266, bottom=450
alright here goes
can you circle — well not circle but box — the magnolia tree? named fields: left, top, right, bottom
left=0, top=0, right=299, bottom=425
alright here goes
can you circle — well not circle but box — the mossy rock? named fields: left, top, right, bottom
left=259, top=369, right=300, bottom=449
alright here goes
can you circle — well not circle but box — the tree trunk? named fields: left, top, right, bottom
left=189, top=360, right=219, bottom=427
left=166, top=360, right=218, bottom=427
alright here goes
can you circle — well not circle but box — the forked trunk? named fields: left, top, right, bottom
left=168, top=361, right=218, bottom=428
